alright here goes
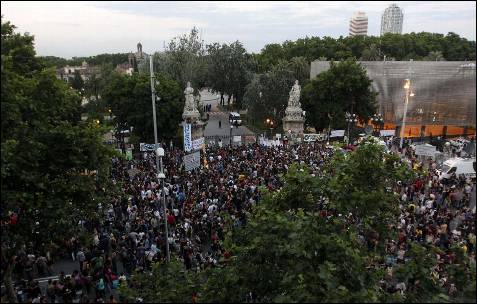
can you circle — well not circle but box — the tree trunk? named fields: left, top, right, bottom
left=4, top=261, right=18, bottom=303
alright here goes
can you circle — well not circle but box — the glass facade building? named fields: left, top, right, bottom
left=310, top=60, right=476, bottom=138
left=381, top=4, right=403, bottom=35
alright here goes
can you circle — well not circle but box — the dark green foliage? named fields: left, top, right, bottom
left=38, top=53, right=130, bottom=68
left=1, top=18, right=116, bottom=302
left=256, top=32, right=475, bottom=71
left=301, top=58, right=378, bottom=132
left=243, top=57, right=310, bottom=128
left=101, top=72, right=184, bottom=144
left=206, top=41, right=255, bottom=109
left=154, top=27, right=207, bottom=90
left=70, top=69, right=84, bottom=91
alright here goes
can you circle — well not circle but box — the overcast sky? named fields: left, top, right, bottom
left=2, top=1, right=476, bottom=58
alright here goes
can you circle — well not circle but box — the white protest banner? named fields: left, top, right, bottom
left=380, top=130, right=396, bottom=137
left=330, top=130, right=345, bottom=137
left=183, top=124, right=192, bottom=152
left=414, top=144, right=437, bottom=157
left=303, top=134, right=325, bottom=142
left=140, top=143, right=160, bottom=152
left=233, top=136, right=242, bottom=143
left=192, top=137, right=205, bottom=151
left=183, top=151, right=201, bottom=171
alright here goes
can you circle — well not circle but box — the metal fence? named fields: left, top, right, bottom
left=205, top=135, right=257, bottom=146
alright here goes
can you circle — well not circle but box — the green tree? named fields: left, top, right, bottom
left=102, top=72, right=184, bottom=147
left=390, top=244, right=448, bottom=303
left=243, top=57, right=310, bottom=129
left=360, top=44, right=383, bottom=61
left=321, top=139, right=415, bottom=246
left=119, top=259, right=201, bottom=303
left=424, top=50, right=445, bottom=61
left=84, top=72, right=101, bottom=100
left=70, top=69, right=84, bottom=91
left=206, top=41, right=255, bottom=109
left=155, top=27, right=207, bottom=90
left=37, top=53, right=130, bottom=68
left=38, top=55, right=68, bottom=68
left=255, top=43, right=285, bottom=72
left=1, top=19, right=115, bottom=303
left=301, top=59, right=378, bottom=132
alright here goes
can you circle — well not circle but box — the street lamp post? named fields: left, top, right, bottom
left=400, top=79, right=415, bottom=150
left=149, top=56, right=170, bottom=263
left=230, top=124, right=233, bottom=146
left=265, top=118, right=274, bottom=140
left=345, top=112, right=358, bottom=144
left=371, top=113, right=384, bottom=136
left=416, top=108, right=424, bottom=142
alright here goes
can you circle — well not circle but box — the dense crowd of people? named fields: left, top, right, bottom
left=3, top=138, right=475, bottom=303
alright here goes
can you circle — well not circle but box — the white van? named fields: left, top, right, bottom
left=438, top=157, right=476, bottom=181
left=229, top=112, right=242, bottom=126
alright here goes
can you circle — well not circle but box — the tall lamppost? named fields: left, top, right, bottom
left=416, top=108, right=424, bottom=142
left=345, top=112, right=358, bottom=144
left=149, top=56, right=170, bottom=263
left=400, top=79, right=415, bottom=149
left=371, top=113, right=384, bottom=136
left=265, top=118, right=274, bottom=139
left=229, top=124, right=233, bottom=146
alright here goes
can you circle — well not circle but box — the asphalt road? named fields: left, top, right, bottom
left=2, top=259, right=124, bottom=302
left=200, top=90, right=255, bottom=144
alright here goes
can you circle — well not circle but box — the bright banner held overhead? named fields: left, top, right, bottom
left=330, top=130, right=345, bottom=137
left=192, top=137, right=205, bottom=151
left=380, top=130, right=396, bottom=137
left=140, top=143, right=160, bottom=152
left=183, top=124, right=192, bottom=152
left=414, top=144, right=437, bottom=157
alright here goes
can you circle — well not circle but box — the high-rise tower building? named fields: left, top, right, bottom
left=380, top=3, right=403, bottom=35
left=349, top=11, right=368, bottom=37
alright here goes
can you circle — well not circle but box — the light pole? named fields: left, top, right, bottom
left=345, top=112, right=358, bottom=144
left=327, top=113, right=332, bottom=145
left=371, top=113, right=384, bottom=136
left=229, top=124, right=233, bottom=146
left=399, top=79, right=415, bottom=150
left=265, top=118, right=274, bottom=139
left=149, top=56, right=170, bottom=263
left=416, top=108, right=424, bottom=142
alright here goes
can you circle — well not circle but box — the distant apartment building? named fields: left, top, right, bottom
left=349, top=11, right=368, bottom=37
left=380, top=3, right=403, bottom=35
left=56, top=61, right=99, bottom=83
